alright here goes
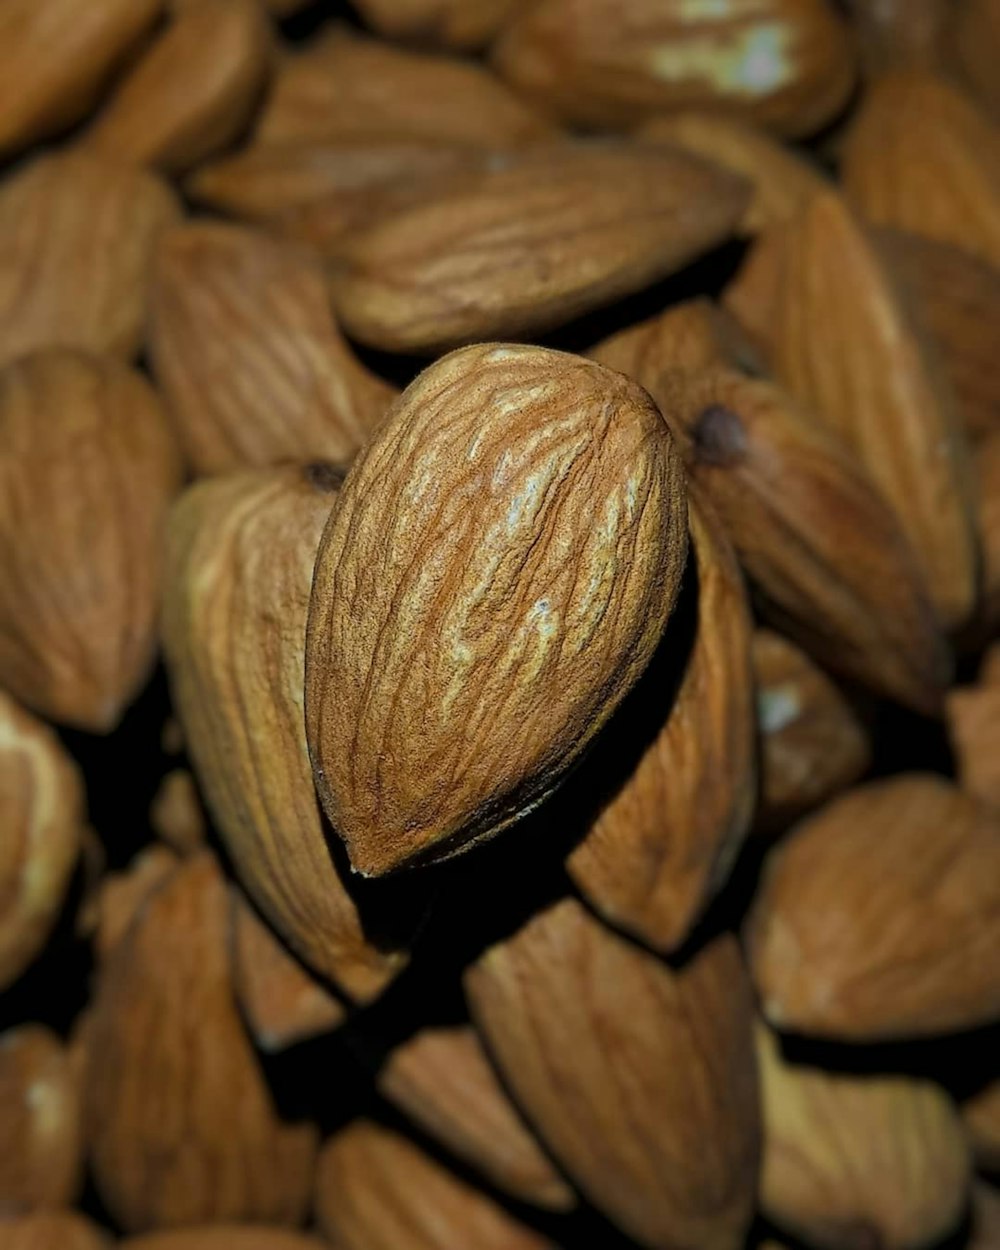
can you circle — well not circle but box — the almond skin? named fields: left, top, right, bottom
left=746, top=774, right=1000, bottom=1039
left=94, top=847, right=180, bottom=962
left=947, top=679, right=1000, bottom=814
left=952, top=0, right=1000, bottom=119
left=149, top=770, right=207, bottom=856
left=0, top=350, right=182, bottom=731
left=0, top=1211, right=111, bottom=1250
left=305, top=343, right=689, bottom=877
left=122, top=1232, right=330, bottom=1250
left=352, top=0, right=530, bottom=48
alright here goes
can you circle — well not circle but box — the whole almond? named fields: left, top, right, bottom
left=94, top=847, right=180, bottom=962
left=466, top=902, right=759, bottom=1250
left=492, top=0, right=856, bottom=135
left=150, top=222, right=394, bottom=474
left=329, top=141, right=748, bottom=353
left=163, top=465, right=414, bottom=998
left=0, top=151, right=180, bottom=368
left=352, top=0, right=530, bottom=48
left=0, top=1211, right=111, bottom=1250
left=947, top=679, right=1000, bottom=813
left=85, top=0, right=273, bottom=174
left=149, top=770, right=207, bottom=856
left=122, top=1231, right=330, bottom=1250
left=0, top=691, right=84, bottom=989
left=0, top=350, right=182, bottom=731
left=964, top=1080, right=1000, bottom=1173
left=567, top=493, right=756, bottom=952
left=378, top=1025, right=574, bottom=1210
left=305, top=344, right=689, bottom=876
left=747, top=774, right=1000, bottom=1039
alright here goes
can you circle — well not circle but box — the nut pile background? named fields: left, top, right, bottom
left=0, top=1, right=999, bottom=1248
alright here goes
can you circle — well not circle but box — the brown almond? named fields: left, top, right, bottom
left=85, top=0, right=273, bottom=174
left=149, top=770, right=207, bottom=856
left=305, top=344, right=689, bottom=877
left=0, top=1025, right=83, bottom=1213
left=149, top=222, right=394, bottom=474
left=329, top=141, right=749, bottom=353
left=567, top=493, right=756, bottom=952
left=845, top=0, right=951, bottom=75
left=163, top=465, right=414, bottom=997
left=0, top=691, right=84, bottom=989
left=0, top=151, right=181, bottom=368
left=947, top=680, right=1000, bottom=813
left=0, top=350, right=182, bottom=731
left=952, top=0, right=1000, bottom=119
left=466, top=902, right=759, bottom=1250
left=352, top=0, right=529, bottom=48
left=0, top=1211, right=111, bottom=1250
left=378, top=1025, right=574, bottom=1210
left=757, top=1024, right=971, bottom=1250
left=122, top=1231, right=330, bottom=1250
left=94, top=846, right=180, bottom=962
left=964, top=1080, right=1000, bottom=1173
left=314, top=1120, right=555, bottom=1250
left=746, top=774, right=1000, bottom=1039
left=84, top=852, right=317, bottom=1232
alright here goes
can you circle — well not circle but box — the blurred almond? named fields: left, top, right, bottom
left=0, top=151, right=181, bottom=368
left=752, top=629, right=871, bottom=834
left=85, top=0, right=273, bottom=174
left=467, top=903, right=759, bottom=1250
left=163, top=464, right=414, bottom=997
left=0, top=0, right=162, bottom=155
left=94, top=846, right=180, bottom=962
left=149, top=222, right=394, bottom=474
left=947, top=680, right=1000, bottom=813
left=85, top=852, right=317, bottom=1232
left=378, top=1024, right=574, bottom=1210
left=567, top=493, right=756, bottom=952
left=305, top=344, right=689, bottom=876
left=149, top=770, right=207, bottom=856
left=971, top=1185, right=1000, bottom=1248
left=964, top=1080, right=1000, bottom=1173
left=0, top=1025, right=83, bottom=1213
left=952, top=0, right=1000, bottom=118
left=844, top=0, right=951, bottom=75
left=122, top=1231, right=330, bottom=1250
left=0, top=1211, right=111, bottom=1250
left=747, top=774, right=1000, bottom=1039
left=0, top=691, right=83, bottom=989
left=352, top=0, right=530, bottom=48
left=757, top=1024, right=971, bottom=1250
left=591, top=295, right=764, bottom=377
left=329, top=142, right=748, bottom=353
left=0, top=350, right=182, bottom=730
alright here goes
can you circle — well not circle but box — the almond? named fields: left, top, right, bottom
left=466, top=902, right=759, bottom=1250
left=352, top=0, right=530, bottom=48
left=94, top=847, right=180, bottom=962
left=952, top=0, right=1000, bottom=119
left=491, top=0, right=856, bottom=135
left=964, top=1080, right=1000, bottom=1173
left=149, top=222, right=394, bottom=474
left=0, top=350, right=182, bottom=731
left=121, top=1231, right=330, bottom=1250
left=0, top=1211, right=111, bottom=1250
left=0, top=151, right=181, bottom=367
left=328, top=141, right=748, bottom=353
left=746, top=774, right=1000, bottom=1039
left=305, top=344, right=689, bottom=876
left=149, top=770, right=207, bottom=856
left=567, top=492, right=756, bottom=952
left=845, top=0, right=951, bottom=75
left=947, top=679, right=1000, bottom=813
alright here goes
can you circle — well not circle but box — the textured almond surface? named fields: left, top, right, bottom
left=747, top=774, right=1000, bottom=1039
left=0, top=351, right=182, bottom=731
left=123, top=1231, right=330, bottom=1250
left=0, top=1211, right=111, bottom=1250
left=467, top=904, right=759, bottom=1250
left=305, top=344, right=689, bottom=876
left=353, top=0, right=529, bottom=47
left=591, top=296, right=759, bottom=379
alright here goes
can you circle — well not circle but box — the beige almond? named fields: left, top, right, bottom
left=353, top=0, right=529, bottom=47
left=0, top=1211, right=111, bottom=1250
left=964, top=1080, right=1000, bottom=1173
left=149, top=770, right=207, bottom=856
left=94, top=846, right=180, bottom=962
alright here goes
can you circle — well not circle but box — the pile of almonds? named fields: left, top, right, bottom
left=2, top=0, right=1000, bottom=1248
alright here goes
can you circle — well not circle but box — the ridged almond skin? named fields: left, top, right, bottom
left=378, top=1024, right=574, bottom=1211
left=964, top=1080, right=1000, bottom=1173
left=746, top=774, right=1000, bottom=1039
left=305, top=344, right=689, bottom=877
left=149, top=769, right=207, bottom=856
left=466, top=902, right=759, bottom=1250
left=149, top=222, right=394, bottom=474
left=329, top=142, right=748, bottom=353
left=752, top=630, right=871, bottom=835
left=163, top=465, right=413, bottom=999
left=0, top=1212, right=111, bottom=1250
left=84, top=852, right=317, bottom=1233
left=757, top=1025, right=971, bottom=1250
left=352, top=0, right=529, bottom=48
left=841, top=70, right=1000, bottom=271
left=122, top=1232, right=330, bottom=1250
left=0, top=351, right=182, bottom=731
left=255, top=25, right=557, bottom=147
left=567, top=493, right=756, bottom=953
left=0, top=692, right=83, bottom=990
left=492, top=0, right=856, bottom=135
left=0, top=1025, right=83, bottom=1213
left=314, top=1121, right=555, bottom=1250
left=94, top=847, right=180, bottom=962
left=85, top=0, right=273, bottom=174
left=953, top=0, right=1000, bottom=119
left=947, top=680, right=1000, bottom=814
left=0, top=0, right=162, bottom=155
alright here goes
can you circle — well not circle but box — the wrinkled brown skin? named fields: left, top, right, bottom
left=757, top=1025, right=971, bottom=1250
left=84, top=853, right=317, bottom=1233
left=314, top=1120, right=555, bottom=1250
left=0, top=1025, right=83, bottom=1213
left=466, top=901, right=759, bottom=1250
left=491, top=0, right=857, bottom=135
left=378, top=1024, right=574, bottom=1210
left=964, top=1079, right=1000, bottom=1172
left=328, top=142, right=749, bottom=353
left=305, top=344, right=689, bottom=877
left=352, top=0, right=530, bottom=48
left=0, top=691, right=84, bottom=989
left=0, top=1211, right=111, bottom=1250
left=0, top=351, right=183, bottom=732
left=747, top=774, right=1000, bottom=1040
left=122, top=1231, right=330, bottom=1250
left=149, top=221, right=394, bottom=476
left=163, top=465, right=413, bottom=1000
left=568, top=494, right=756, bottom=953
left=947, top=680, right=1000, bottom=814
left=0, top=151, right=181, bottom=368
